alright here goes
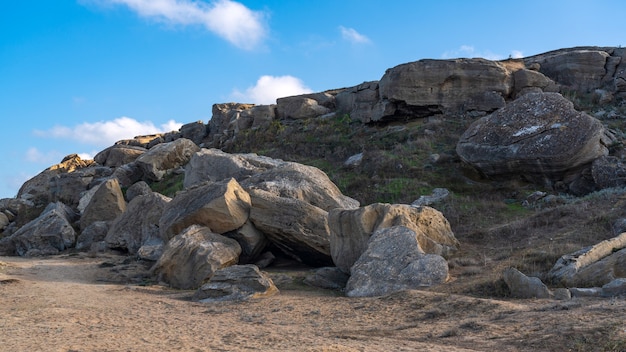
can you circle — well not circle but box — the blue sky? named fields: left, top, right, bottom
left=1, top=0, right=624, bottom=199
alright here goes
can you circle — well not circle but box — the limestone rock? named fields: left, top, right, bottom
left=345, top=226, right=449, bottom=297
left=135, top=138, right=200, bottom=181
left=248, top=188, right=333, bottom=266
left=601, top=278, right=626, bottom=297
left=512, top=68, right=558, bottom=98
left=10, top=202, right=77, bottom=257
left=524, top=49, right=610, bottom=92
left=105, top=192, right=171, bottom=253
left=0, top=212, right=9, bottom=230
left=80, top=178, right=126, bottom=231
left=76, top=221, right=109, bottom=251
left=376, top=58, right=511, bottom=121
left=151, top=225, right=241, bottom=290
left=456, top=92, right=614, bottom=193
left=548, top=232, right=626, bottom=287
left=110, top=162, right=144, bottom=188
left=241, top=160, right=359, bottom=211
left=137, top=238, right=165, bottom=261
left=591, top=156, right=626, bottom=189
left=411, top=188, right=450, bottom=207
left=503, top=267, right=551, bottom=299
left=335, top=81, right=380, bottom=123
left=94, top=144, right=146, bottom=167
left=206, top=103, right=255, bottom=147
left=276, top=96, right=331, bottom=119
left=17, top=154, right=95, bottom=207
left=49, top=166, right=113, bottom=209
left=125, top=181, right=152, bottom=202
left=329, top=203, right=459, bottom=273
left=159, top=178, right=251, bottom=240
left=222, top=221, right=268, bottom=264
left=179, top=121, right=208, bottom=146
left=192, top=264, right=278, bottom=302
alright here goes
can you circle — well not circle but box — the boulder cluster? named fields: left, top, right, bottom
left=1, top=46, right=626, bottom=299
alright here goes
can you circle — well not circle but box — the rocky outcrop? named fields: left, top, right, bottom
left=456, top=92, right=615, bottom=193
left=104, top=192, right=171, bottom=253
left=222, top=221, right=268, bottom=264
left=9, top=202, right=78, bottom=257
left=192, top=264, right=278, bottom=302
left=159, top=178, right=251, bottom=240
left=276, top=95, right=332, bottom=119
left=248, top=188, right=333, bottom=266
left=76, top=221, right=109, bottom=251
left=548, top=232, right=626, bottom=287
left=329, top=203, right=459, bottom=273
left=345, top=226, right=449, bottom=297
left=524, top=47, right=626, bottom=96
left=335, top=81, right=379, bottom=123
left=375, top=58, right=512, bottom=121
left=135, top=138, right=200, bottom=181
left=151, top=225, right=241, bottom=290
left=80, top=178, right=127, bottom=230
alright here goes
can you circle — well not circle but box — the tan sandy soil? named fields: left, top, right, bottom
left=0, top=253, right=625, bottom=352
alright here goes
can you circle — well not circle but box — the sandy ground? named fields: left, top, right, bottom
left=1, top=253, right=625, bottom=352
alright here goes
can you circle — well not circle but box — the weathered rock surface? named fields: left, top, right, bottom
left=80, top=178, right=127, bottom=230
left=548, top=233, right=626, bottom=287
left=105, top=192, right=171, bottom=253
left=124, top=180, right=152, bottom=202
left=456, top=92, right=614, bottom=193
left=248, top=188, right=333, bottom=266
left=335, top=81, right=380, bottom=123
left=183, top=149, right=281, bottom=189
left=192, top=264, right=278, bottom=302
left=276, top=96, right=331, bottom=119
left=376, top=58, right=511, bottom=121
left=151, top=225, right=241, bottom=290
left=222, top=221, right=268, bottom=264
left=76, top=221, right=109, bottom=251
left=241, top=161, right=359, bottom=211
left=159, top=178, right=251, bottom=240
left=503, top=267, right=551, bottom=299
left=591, top=156, right=626, bottom=189
left=329, top=203, right=459, bottom=273
left=17, top=154, right=96, bottom=207
left=10, top=202, right=77, bottom=256
left=345, top=226, right=449, bottom=297
left=94, top=144, right=146, bottom=167
left=135, top=138, right=200, bottom=181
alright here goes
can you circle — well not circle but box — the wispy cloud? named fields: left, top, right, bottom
left=93, top=0, right=267, bottom=50
left=33, top=117, right=183, bottom=147
left=339, top=26, right=371, bottom=44
left=25, top=147, right=65, bottom=165
left=442, top=45, right=524, bottom=60
left=231, top=75, right=313, bottom=104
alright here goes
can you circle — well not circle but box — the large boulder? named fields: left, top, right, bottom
left=345, top=226, right=449, bottom=297
left=48, top=166, right=113, bottom=209
left=183, top=149, right=282, bottom=189
left=76, top=221, right=109, bottom=251
left=94, top=144, right=146, bottom=167
left=375, top=58, right=512, bottom=121
left=151, top=225, right=241, bottom=290
left=276, top=96, right=331, bottom=119
left=159, top=178, right=251, bottom=240
left=80, top=178, right=127, bottom=230
left=240, top=160, right=359, bottom=211
left=104, top=192, right=171, bottom=253
left=328, top=203, right=459, bottom=273
left=524, top=48, right=611, bottom=93
left=192, top=264, right=278, bottom=302
left=206, top=103, right=255, bottom=147
left=456, top=92, right=615, bottom=193
left=135, top=138, right=200, bottom=181
left=10, top=202, right=78, bottom=256
left=248, top=188, right=333, bottom=266
left=17, top=154, right=96, bottom=207
left=548, top=232, right=626, bottom=287
left=179, top=121, right=208, bottom=146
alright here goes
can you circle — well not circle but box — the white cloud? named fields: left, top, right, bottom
left=442, top=46, right=525, bottom=61
left=99, top=0, right=267, bottom=50
left=511, top=50, right=524, bottom=59
left=339, top=26, right=371, bottom=44
left=34, top=117, right=183, bottom=147
left=232, top=75, right=313, bottom=104
left=25, top=147, right=65, bottom=165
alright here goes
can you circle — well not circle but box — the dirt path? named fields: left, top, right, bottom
left=0, top=254, right=625, bottom=352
